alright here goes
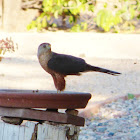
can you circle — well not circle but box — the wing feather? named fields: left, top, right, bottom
left=47, top=53, right=86, bottom=75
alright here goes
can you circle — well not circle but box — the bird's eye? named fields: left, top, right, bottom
left=43, top=45, right=46, bottom=48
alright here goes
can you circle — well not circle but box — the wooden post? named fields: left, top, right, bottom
left=2, top=0, right=21, bottom=31
left=37, top=122, right=80, bottom=140
left=0, top=121, right=80, bottom=140
left=0, top=107, right=84, bottom=140
left=0, top=0, right=3, bottom=29
left=0, top=121, right=36, bottom=140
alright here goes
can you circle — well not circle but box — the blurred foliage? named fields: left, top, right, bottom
left=96, top=9, right=122, bottom=32
left=27, top=0, right=93, bottom=31
left=27, top=0, right=140, bottom=32
left=127, top=93, right=135, bottom=99
left=96, top=0, right=140, bottom=32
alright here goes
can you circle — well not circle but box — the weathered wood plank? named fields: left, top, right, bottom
left=2, top=123, right=9, bottom=140
left=18, top=126, right=25, bottom=140
left=0, top=107, right=85, bottom=126
left=7, top=124, right=19, bottom=140
left=24, top=121, right=36, bottom=140
left=0, top=121, right=35, bottom=140
left=37, top=122, right=80, bottom=140
left=0, top=122, right=5, bottom=140
left=0, top=89, right=91, bottom=109
left=37, top=123, right=67, bottom=140
left=0, top=121, right=80, bottom=140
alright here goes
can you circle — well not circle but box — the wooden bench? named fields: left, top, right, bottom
left=0, top=89, right=91, bottom=140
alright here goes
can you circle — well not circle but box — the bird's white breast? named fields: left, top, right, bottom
left=38, top=53, right=52, bottom=72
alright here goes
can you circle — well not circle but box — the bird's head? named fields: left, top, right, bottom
left=37, top=43, right=51, bottom=57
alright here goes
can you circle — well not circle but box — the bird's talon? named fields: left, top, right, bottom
left=57, top=90, right=61, bottom=93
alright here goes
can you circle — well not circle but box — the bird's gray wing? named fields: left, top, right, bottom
left=47, top=53, right=86, bottom=75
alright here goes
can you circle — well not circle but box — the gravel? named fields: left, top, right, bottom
left=79, top=97, right=140, bottom=140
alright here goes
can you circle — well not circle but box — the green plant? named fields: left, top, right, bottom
left=27, top=0, right=95, bottom=31
left=0, top=38, right=18, bottom=55
left=96, top=9, right=122, bottom=32
left=71, top=22, right=87, bottom=32
left=95, top=0, right=140, bottom=32
left=127, top=93, right=135, bottom=99
left=27, top=0, right=139, bottom=32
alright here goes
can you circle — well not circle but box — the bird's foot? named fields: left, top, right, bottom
left=57, top=90, right=61, bottom=94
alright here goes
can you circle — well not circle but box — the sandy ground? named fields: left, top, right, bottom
left=0, top=32, right=140, bottom=107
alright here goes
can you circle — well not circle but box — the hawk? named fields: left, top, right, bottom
left=37, top=43, right=121, bottom=92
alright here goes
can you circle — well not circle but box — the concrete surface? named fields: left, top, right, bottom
left=0, top=32, right=139, bottom=105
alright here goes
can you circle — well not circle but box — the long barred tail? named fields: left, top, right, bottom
left=86, top=64, right=121, bottom=76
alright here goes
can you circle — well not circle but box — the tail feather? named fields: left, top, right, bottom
left=85, top=64, right=121, bottom=76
